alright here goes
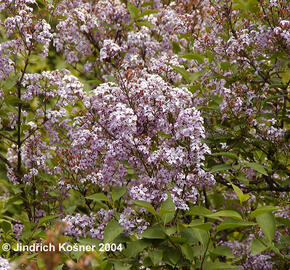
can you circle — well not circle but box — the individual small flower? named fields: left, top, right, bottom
left=119, top=207, right=149, bottom=235
left=13, top=223, right=24, bottom=240
left=100, top=39, right=122, bottom=61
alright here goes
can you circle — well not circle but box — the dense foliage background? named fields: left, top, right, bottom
left=0, top=0, right=289, bottom=269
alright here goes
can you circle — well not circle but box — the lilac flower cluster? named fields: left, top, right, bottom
left=0, top=51, right=14, bottom=81
left=1, top=0, right=52, bottom=58
left=247, top=116, right=287, bottom=143
left=53, top=0, right=129, bottom=66
left=51, top=0, right=197, bottom=84
left=223, top=235, right=276, bottom=270
left=21, top=70, right=84, bottom=105
left=62, top=213, right=98, bottom=239
left=100, top=39, right=123, bottom=61
left=119, top=207, right=149, bottom=235
left=13, top=223, right=24, bottom=240
left=0, top=257, right=11, bottom=270
left=65, top=70, right=214, bottom=211
left=62, top=209, right=114, bottom=240
left=89, top=209, right=114, bottom=240
left=275, top=205, right=290, bottom=220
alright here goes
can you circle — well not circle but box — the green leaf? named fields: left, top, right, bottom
left=181, top=245, right=198, bottom=260
left=54, top=264, right=64, bottom=270
left=141, top=225, right=166, bottom=239
left=232, top=0, right=259, bottom=13
left=280, top=70, right=290, bottom=84
left=250, top=239, right=268, bottom=256
left=210, top=95, right=223, bottom=105
left=236, top=174, right=249, bottom=185
left=172, top=41, right=181, bottom=53
left=84, top=79, right=102, bottom=86
left=134, top=200, right=157, bottom=216
left=189, top=70, right=204, bottom=82
left=165, top=227, right=176, bottom=236
left=250, top=206, right=279, bottom=219
left=280, top=235, right=290, bottom=245
left=70, top=249, right=83, bottom=261
left=179, top=52, right=204, bottom=64
left=21, top=222, right=34, bottom=240
left=277, top=217, right=290, bottom=227
left=211, top=152, right=238, bottom=160
left=141, top=1, right=154, bottom=8
left=86, top=192, right=109, bottom=202
left=220, top=62, right=231, bottom=71
left=180, top=227, right=199, bottom=244
left=168, top=235, right=187, bottom=245
left=189, top=206, right=212, bottom=216
left=37, top=215, right=60, bottom=227
left=0, top=220, right=12, bottom=233
left=105, top=75, right=117, bottom=83
left=6, top=96, right=22, bottom=106
left=136, top=20, right=155, bottom=28
left=127, top=3, right=140, bottom=19
left=256, top=212, right=275, bottom=242
left=78, top=238, right=101, bottom=247
left=112, top=186, right=127, bottom=202
left=217, top=220, right=256, bottom=232
left=157, top=131, right=172, bottom=139
left=148, top=250, right=163, bottom=265
left=209, top=164, right=232, bottom=173
left=231, top=183, right=250, bottom=203
left=172, top=65, right=190, bottom=82
left=121, top=160, right=130, bottom=167
left=188, top=222, right=212, bottom=231
left=1, top=75, right=18, bottom=89
left=203, top=262, right=240, bottom=270
left=124, top=239, right=151, bottom=258
left=113, top=262, right=131, bottom=270
left=206, top=210, right=242, bottom=220
left=159, top=195, right=175, bottom=224
left=190, top=228, right=209, bottom=246
left=210, top=193, right=225, bottom=208
left=139, top=9, right=159, bottom=17
left=245, top=162, right=268, bottom=176
left=210, top=245, right=234, bottom=258
left=181, top=227, right=209, bottom=246
left=188, top=83, right=202, bottom=94
left=163, top=247, right=181, bottom=266
left=103, top=220, right=124, bottom=243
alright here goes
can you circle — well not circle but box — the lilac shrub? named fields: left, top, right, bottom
left=0, top=0, right=289, bottom=269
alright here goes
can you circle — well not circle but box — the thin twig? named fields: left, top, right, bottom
left=0, top=133, right=17, bottom=144
left=0, top=153, right=12, bottom=168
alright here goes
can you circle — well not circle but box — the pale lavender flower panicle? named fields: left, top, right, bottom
left=13, top=223, right=24, bottom=240
left=100, top=39, right=122, bottom=61
left=0, top=257, right=11, bottom=270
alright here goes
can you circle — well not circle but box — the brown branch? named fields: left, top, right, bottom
left=0, top=153, right=12, bottom=168
left=0, top=133, right=17, bottom=144
left=215, top=173, right=290, bottom=193
left=16, top=51, right=30, bottom=174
